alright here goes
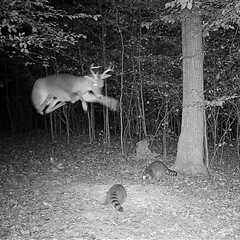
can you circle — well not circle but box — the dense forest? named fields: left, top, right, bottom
left=1, top=0, right=240, bottom=173
left=1, top=1, right=240, bottom=239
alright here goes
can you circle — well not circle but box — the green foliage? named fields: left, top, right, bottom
left=163, top=0, right=240, bottom=34
left=1, top=0, right=240, bottom=138
left=0, top=0, right=98, bottom=68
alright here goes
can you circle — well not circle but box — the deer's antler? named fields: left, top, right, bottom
left=100, top=64, right=114, bottom=80
left=90, top=64, right=101, bottom=79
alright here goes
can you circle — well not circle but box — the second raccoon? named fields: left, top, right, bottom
left=142, top=160, right=177, bottom=182
left=103, top=184, right=127, bottom=212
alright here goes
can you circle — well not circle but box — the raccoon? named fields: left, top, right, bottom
left=142, top=160, right=177, bottom=182
left=103, top=184, right=127, bottom=212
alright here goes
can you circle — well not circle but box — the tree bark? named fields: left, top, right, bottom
left=174, top=9, right=209, bottom=175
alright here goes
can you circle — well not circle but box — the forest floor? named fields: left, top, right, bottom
left=0, top=131, right=240, bottom=240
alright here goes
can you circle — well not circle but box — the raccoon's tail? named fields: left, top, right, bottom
left=167, top=169, right=177, bottom=176
left=110, top=192, right=124, bottom=212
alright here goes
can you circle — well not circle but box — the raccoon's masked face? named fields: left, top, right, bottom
left=142, top=174, right=150, bottom=181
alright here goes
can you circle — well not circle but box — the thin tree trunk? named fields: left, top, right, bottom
left=115, top=6, right=125, bottom=155
left=174, top=9, right=208, bottom=175
left=62, top=106, right=70, bottom=144
left=99, top=1, right=110, bottom=145
left=138, top=9, right=147, bottom=138
left=87, top=108, right=93, bottom=144
left=163, top=97, right=168, bottom=161
left=91, top=104, right=95, bottom=141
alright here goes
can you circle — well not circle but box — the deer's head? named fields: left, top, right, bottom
left=89, top=63, right=114, bottom=88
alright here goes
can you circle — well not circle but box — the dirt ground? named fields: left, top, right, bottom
left=0, top=131, right=240, bottom=240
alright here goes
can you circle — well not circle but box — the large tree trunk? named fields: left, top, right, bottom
left=174, top=9, right=208, bottom=175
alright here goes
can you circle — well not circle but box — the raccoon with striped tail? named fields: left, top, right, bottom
left=142, top=160, right=177, bottom=183
left=103, top=184, right=127, bottom=212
